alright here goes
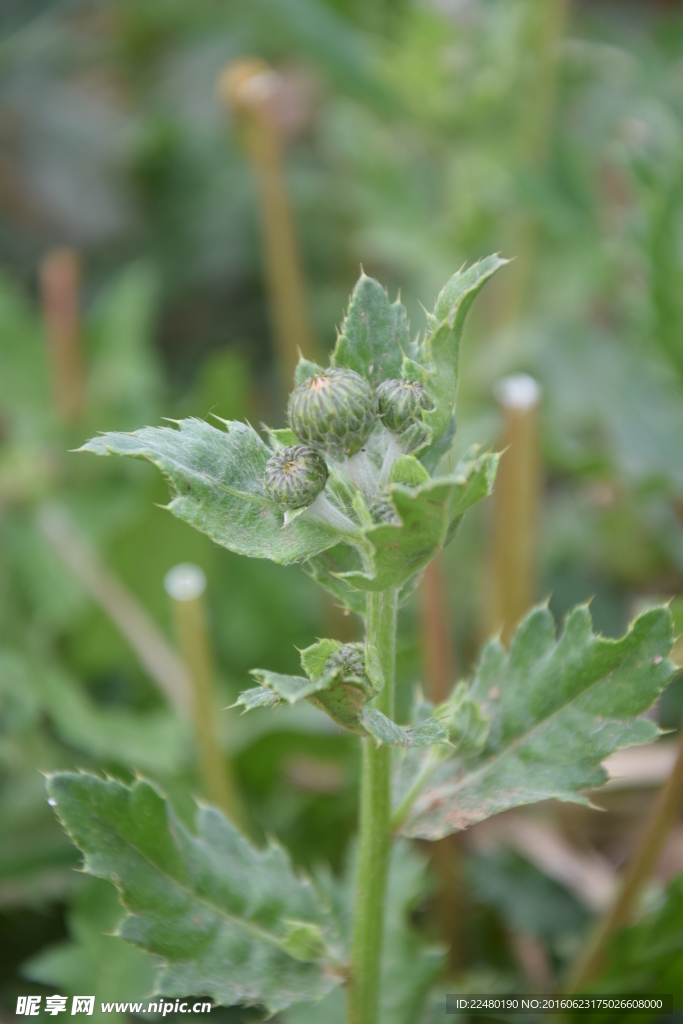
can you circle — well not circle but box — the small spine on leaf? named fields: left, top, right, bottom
left=377, top=378, right=430, bottom=434
left=263, top=444, right=329, bottom=509
left=288, top=368, right=377, bottom=458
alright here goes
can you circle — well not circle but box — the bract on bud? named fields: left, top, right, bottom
left=288, top=369, right=377, bottom=458
left=377, top=378, right=430, bottom=435
left=263, top=444, right=328, bottom=509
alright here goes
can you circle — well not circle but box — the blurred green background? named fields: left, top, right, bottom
left=1, top=0, right=683, bottom=1021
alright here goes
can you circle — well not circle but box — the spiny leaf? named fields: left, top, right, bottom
left=249, top=669, right=337, bottom=704
left=22, top=879, right=159, bottom=1024
left=339, top=448, right=499, bottom=591
left=332, top=275, right=411, bottom=387
left=46, top=774, right=343, bottom=1014
left=421, top=255, right=508, bottom=447
left=80, top=419, right=346, bottom=565
left=399, top=604, right=676, bottom=840
left=299, top=639, right=342, bottom=680
left=361, top=708, right=448, bottom=748
left=233, top=686, right=281, bottom=711
left=236, top=670, right=447, bottom=747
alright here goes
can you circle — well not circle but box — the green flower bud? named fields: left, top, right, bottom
left=263, top=444, right=328, bottom=509
left=311, top=641, right=373, bottom=733
left=323, top=642, right=367, bottom=685
left=288, top=369, right=377, bottom=458
left=377, top=378, right=430, bottom=434
left=369, top=494, right=400, bottom=525
left=281, top=920, right=326, bottom=962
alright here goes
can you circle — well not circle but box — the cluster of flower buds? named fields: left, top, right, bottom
left=263, top=367, right=432, bottom=510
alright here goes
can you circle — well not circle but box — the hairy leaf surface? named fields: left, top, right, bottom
left=237, top=670, right=447, bottom=747
left=399, top=605, right=675, bottom=840
left=420, top=255, right=507, bottom=446
left=340, top=448, right=498, bottom=591
left=80, top=419, right=347, bottom=564
left=332, top=275, right=411, bottom=387
left=46, top=774, right=343, bottom=1013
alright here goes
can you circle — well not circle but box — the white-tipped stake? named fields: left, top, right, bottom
left=165, top=563, right=245, bottom=827
left=487, top=373, right=543, bottom=647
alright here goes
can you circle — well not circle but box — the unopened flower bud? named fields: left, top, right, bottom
left=288, top=369, right=377, bottom=458
left=369, top=494, right=400, bottom=525
left=377, top=378, right=430, bottom=435
left=263, top=444, right=328, bottom=509
left=323, top=642, right=367, bottom=684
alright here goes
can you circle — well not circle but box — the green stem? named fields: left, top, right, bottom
left=349, top=589, right=398, bottom=1024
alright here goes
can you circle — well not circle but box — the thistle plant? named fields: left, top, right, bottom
left=46, top=256, right=676, bottom=1023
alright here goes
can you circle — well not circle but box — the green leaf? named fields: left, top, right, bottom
left=238, top=670, right=448, bottom=748
left=0, top=650, right=189, bottom=774
left=80, top=418, right=346, bottom=565
left=332, top=274, right=411, bottom=387
left=388, top=455, right=430, bottom=487
left=421, top=255, right=508, bottom=447
left=339, top=448, right=499, bottom=591
left=39, top=664, right=190, bottom=774
left=46, top=773, right=343, bottom=1014
left=360, top=707, right=405, bottom=746
left=249, top=669, right=337, bottom=704
left=418, top=415, right=456, bottom=475
left=234, top=686, right=282, bottom=711
left=300, top=639, right=342, bottom=679
left=22, top=879, right=159, bottom=1024
left=306, top=544, right=368, bottom=615
left=587, top=872, right=683, bottom=1016
left=399, top=605, right=676, bottom=840
left=265, top=426, right=300, bottom=449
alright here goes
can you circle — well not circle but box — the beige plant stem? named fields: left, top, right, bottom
left=566, top=732, right=683, bottom=992
left=40, top=248, right=87, bottom=423
left=38, top=503, right=189, bottom=713
left=487, top=374, right=542, bottom=647
left=165, top=564, right=245, bottom=826
left=218, top=59, right=315, bottom=386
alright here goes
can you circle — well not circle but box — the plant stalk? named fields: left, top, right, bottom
left=349, top=588, right=398, bottom=1024
left=565, top=732, right=683, bottom=992
left=218, top=59, right=315, bottom=385
left=41, top=247, right=86, bottom=423
left=487, top=374, right=542, bottom=647
left=165, top=564, right=245, bottom=828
